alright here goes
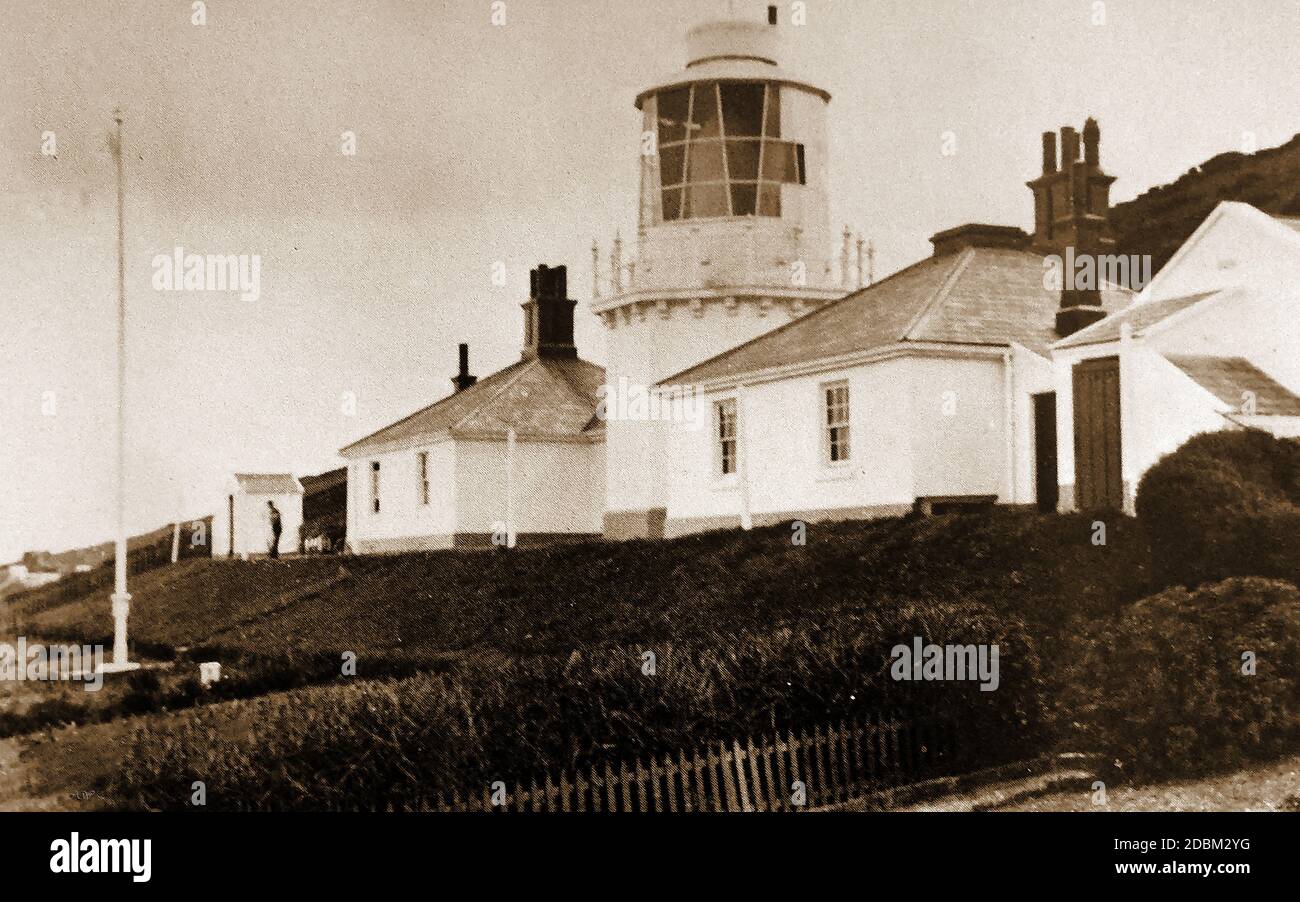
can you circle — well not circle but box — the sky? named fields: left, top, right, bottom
left=2, top=0, right=1299, bottom=561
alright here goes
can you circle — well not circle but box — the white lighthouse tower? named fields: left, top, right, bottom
left=596, top=5, right=842, bottom=539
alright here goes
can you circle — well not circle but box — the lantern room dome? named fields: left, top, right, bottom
left=686, top=18, right=779, bottom=67
left=634, top=17, right=829, bottom=110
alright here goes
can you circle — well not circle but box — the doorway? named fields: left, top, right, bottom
left=1072, top=356, right=1123, bottom=510
left=1032, top=392, right=1058, bottom=513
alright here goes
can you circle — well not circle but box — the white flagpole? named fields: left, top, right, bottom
left=105, top=108, right=139, bottom=673
left=505, top=428, right=517, bottom=548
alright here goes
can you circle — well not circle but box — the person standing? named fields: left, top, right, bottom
left=267, top=500, right=282, bottom=559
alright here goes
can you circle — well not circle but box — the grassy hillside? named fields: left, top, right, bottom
left=2, top=518, right=212, bottom=617
left=2, top=510, right=1156, bottom=809
left=9, top=510, right=1150, bottom=675
left=1113, top=132, right=1300, bottom=280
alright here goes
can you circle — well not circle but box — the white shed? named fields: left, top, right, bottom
left=212, top=473, right=304, bottom=559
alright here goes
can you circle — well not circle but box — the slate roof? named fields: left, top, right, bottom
left=662, top=244, right=1133, bottom=385
left=339, top=356, right=606, bottom=456
left=234, top=473, right=303, bottom=495
left=1164, top=355, right=1300, bottom=416
left=1054, top=290, right=1221, bottom=349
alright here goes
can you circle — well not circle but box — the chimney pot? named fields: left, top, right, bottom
left=1060, top=126, right=1079, bottom=164
left=768, top=5, right=778, bottom=25
left=451, top=342, right=477, bottom=392
left=1083, top=117, right=1100, bottom=166
left=1041, top=131, right=1057, bottom=174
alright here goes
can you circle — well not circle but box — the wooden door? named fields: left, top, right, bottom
left=1032, top=392, right=1058, bottom=513
left=1072, top=356, right=1123, bottom=510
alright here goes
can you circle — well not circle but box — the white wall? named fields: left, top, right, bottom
left=1053, top=340, right=1225, bottom=511
left=344, top=436, right=605, bottom=549
left=345, top=439, right=456, bottom=550
left=455, top=439, right=604, bottom=536
left=603, top=298, right=809, bottom=516
left=908, top=356, right=1007, bottom=500
left=664, top=352, right=1014, bottom=530
left=1145, top=204, right=1300, bottom=303
left=213, top=488, right=303, bottom=557
left=1152, top=287, right=1300, bottom=396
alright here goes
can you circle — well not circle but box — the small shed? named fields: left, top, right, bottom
left=213, top=473, right=304, bottom=559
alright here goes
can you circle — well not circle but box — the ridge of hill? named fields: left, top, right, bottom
left=1112, top=132, right=1300, bottom=280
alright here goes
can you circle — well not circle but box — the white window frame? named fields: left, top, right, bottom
left=821, top=380, right=851, bottom=466
left=714, top=397, right=738, bottom=478
left=417, top=451, right=430, bottom=506
left=370, top=460, right=381, bottom=514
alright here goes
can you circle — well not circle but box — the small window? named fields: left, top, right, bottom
left=716, top=399, right=738, bottom=476
left=823, top=382, right=850, bottom=464
left=370, top=461, right=381, bottom=514
left=417, top=451, right=430, bottom=505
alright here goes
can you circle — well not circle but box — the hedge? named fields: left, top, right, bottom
left=1064, top=577, right=1300, bottom=780
left=1136, top=429, right=1300, bottom=589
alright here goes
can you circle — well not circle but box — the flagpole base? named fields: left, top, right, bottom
left=108, top=590, right=136, bottom=671
left=96, top=661, right=142, bottom=674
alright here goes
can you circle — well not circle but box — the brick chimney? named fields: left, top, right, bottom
left=451, top=342, right=476, bottom=393
left=522, top=264, right=578, bottom=360
left=1027, top=118, right=1117, bottom=336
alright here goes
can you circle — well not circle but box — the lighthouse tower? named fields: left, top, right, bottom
left=596, top=6, right=842, bottom=539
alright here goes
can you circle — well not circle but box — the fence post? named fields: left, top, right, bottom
left=677, top=748, right=693, bottom=813
left=603, top=761, right=617, bottom=813
left=733, top=739, right=752, bottom=812
left=618, top=761, right=633, bottom=813
left=647, top=755, right=663, bottom=813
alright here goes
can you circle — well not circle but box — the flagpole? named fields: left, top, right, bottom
left=105, top=107, right=139, bottom=673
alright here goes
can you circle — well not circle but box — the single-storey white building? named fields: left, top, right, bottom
left=1052, top=201, right=1300, bottom=512
left=339, top=265, right=605, bottom=552
left=212, top=473, right=304, bottom=558
left=653, top=121, right=1133, bottom=534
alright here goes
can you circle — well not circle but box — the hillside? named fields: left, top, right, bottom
left=7, top=510, right=1150, bottom=676
left=1112, top=132, right=1300, bottom=280
left=2, top=518, right=212, bottom=612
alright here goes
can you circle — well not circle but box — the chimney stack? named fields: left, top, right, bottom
left=1027, top=117, right=1118, bottom=337
left=522, top=264, right=578, bottom=360
left=1060, top=126, right=1079, bottom=165
left=1083, top=117, right=1100, bottom=166
left=1041, top=131, right=1057, bottom=175
left=451, top=343, right=477, bottom=393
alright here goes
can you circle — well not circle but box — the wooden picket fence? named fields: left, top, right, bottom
left=433, top=713, right=958, bottom=812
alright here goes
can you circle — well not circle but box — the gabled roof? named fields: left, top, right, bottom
left=1275, top=215, right=1300, bottom=237
left=1164, top=354, right=1300, bottom=416
left=1054, top=290, right=1221, bottom=349
left=661, top=244, right=1132, bottom=386
left=234, top=473, right=303, bottom=495
left=339, top=356, right=606, bottom=456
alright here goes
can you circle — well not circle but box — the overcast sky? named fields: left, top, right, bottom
left=3, top=0, right=1299, bottom=561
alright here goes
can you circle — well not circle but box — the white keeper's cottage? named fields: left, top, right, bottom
left=339, top=265, right=605, bottom=552
left=1051, top=201, right=1300, bottom=512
